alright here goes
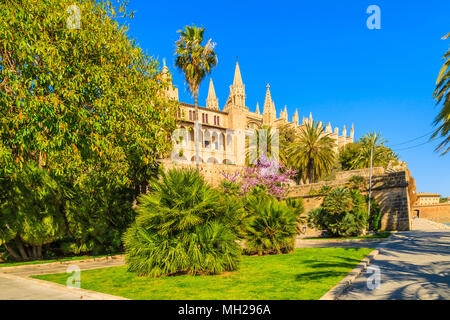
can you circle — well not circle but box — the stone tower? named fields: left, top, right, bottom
left=292, top=108, right=299, bottom=125
left=262, top=84, right=276, bottom=126
left=206, top=78, right=219, bottom=110
left=224, top=61, right=248, bottom=129
left=161, top=58, right=178, bottom=101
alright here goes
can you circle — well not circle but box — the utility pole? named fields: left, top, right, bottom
left=368, top=145, right=374, bottom=217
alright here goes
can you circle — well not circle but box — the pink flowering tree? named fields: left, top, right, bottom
left=221, top=155, right=296, bottom=199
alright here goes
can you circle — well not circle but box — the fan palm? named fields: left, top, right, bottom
left=287, top=121, right=335, bottom=183
left=244, top=196, right=297, bottom=255
left=122, top=169, right=240, bottom=277
left=432, top=33, right=450, bottom=155
left=174, top=25, right=217, bottom=168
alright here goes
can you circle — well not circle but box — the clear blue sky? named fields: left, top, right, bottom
left=123, top=0, right=449, bottom=196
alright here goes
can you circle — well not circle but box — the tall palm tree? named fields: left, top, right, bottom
left=287, top=121, right=335, bottom=184
left=432, top=33, right=450, bottom=155
left=174, top=25, right=217, bottom=169
left=351, top=132, right=387, bottom=169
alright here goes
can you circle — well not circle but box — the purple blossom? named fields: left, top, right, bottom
left=221, top=155, right=296, bottom=199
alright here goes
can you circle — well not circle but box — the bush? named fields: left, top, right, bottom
left=308, top=188, right=368, bottom=237
left=347, top=175, right=365, bottom=191
left=367, top=198, right=382, bottom=231
left=243, top=193, right=298, bottom=255
left=122, top=169, right=241, bottom=277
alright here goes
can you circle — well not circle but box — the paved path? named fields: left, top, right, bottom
left=0, top=256, right=126, bottom=300
left=339, top=219, right=450, bottom=300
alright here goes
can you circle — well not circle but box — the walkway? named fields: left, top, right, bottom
left=0, top=255, right=126, bottom=300
left=339, top=219, right=450, bottom=300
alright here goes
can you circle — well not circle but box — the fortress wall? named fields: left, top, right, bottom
left=412, top=203, right=450, bottom=223
left=160, top=159, right=244, bottom=187
left=288, top=167, right=415, bottom=231
left=160, top=160, right=415, bottom=231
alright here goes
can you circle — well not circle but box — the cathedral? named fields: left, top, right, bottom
left=164, top=61, right=354, bottom=166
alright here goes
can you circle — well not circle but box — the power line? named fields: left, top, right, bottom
left=387, top=130, right=435, bottom=147
left=392, top=140, right=433, bottom=152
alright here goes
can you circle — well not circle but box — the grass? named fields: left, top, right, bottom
left=0, top=253, right=121, bottom=268
left=303, top=231, right=391, bottom=240
left=33, top=248, right=373, bottom=300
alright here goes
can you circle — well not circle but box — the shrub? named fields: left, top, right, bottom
left=367, top=198, right=382, bottom=231
left=122, top=169, right=241, bottom=277
left=308, top=188, right=368, bottom=237
left=347, top=175, right=365, bottom=191
left=244, top=194, right=298, bottom=255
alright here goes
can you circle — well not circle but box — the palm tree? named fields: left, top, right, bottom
left=174, top=25, right=217, bottom=169
left=432, top=33, right=450, bottom=155
left=287, top=121, right=335, bottom=184
left=351, top=132, right=395, bottom=169
left=122, top=168, right=240, bottom=277
left=245, top=126, right=279, bottom=166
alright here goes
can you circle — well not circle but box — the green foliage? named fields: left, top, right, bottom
left=308, top=185, right=333, bottom=196
left=122, top=169, right=241, bottom=277
left=339, top=134, right=399, bottom=170
left=308, top=188, right=368, bottom=237
left=0, top=0, right=177, bottom=260
left=0, top=163, right=66, bottom=260
left=367, top=198, right=382, bottom=231
left=432, top=33, right=450, bottom=155
left=338, top=143, right=361, bottom=171
left=175, top=25, right=217, bottom=98
left=287, top=121, right=336, bottom=183
left=244, top=193, right=298, bottom=255
left=347, top=175, right=366, bottom=191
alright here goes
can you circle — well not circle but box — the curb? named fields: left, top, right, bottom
left=0, top=272, right=128, bottom=300
left=319, top=249, right=379, bottom=300
left=296, top=234, right=393, bottom=246
left=0, top=255, right=124, bottom=272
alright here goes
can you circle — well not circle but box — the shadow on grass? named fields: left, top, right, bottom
left=295, top=271, right=346, bottom=281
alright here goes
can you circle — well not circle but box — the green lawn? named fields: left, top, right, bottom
left=0, top=253, right=121, bottom=268
left=303, top=232, right=391, bottom=240
left=33, top=248, right=373, bottom=300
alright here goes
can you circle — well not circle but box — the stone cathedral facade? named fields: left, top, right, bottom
left=164, top=61, right=354, bottom=166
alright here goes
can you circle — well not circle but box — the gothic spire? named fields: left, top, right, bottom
left=206, top=78, right=219, bottom=110
left=233, top=61, right=243, bottom=87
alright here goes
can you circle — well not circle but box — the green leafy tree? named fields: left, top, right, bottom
left=0, top=163, right=66, bottom=260
left=287, top=121, right=335, bottom=183
left=432, top=33, right=450, bottom=155
left=175, top=25, right=217, bottom=168
left=351, top=132, right=398, bottom=169
left=308, top=188, right=368, bottom=237
left=340, top=133, right=398, bottom=170
left=123, top=169, right=240, bottom=277
left=244, top=194, right=298, bottom=255
left=0, top=0, right=177, bottom=259
left=338, top=143, right=361, bottom=171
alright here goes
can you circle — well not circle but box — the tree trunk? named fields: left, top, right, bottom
left=37, top=245, right=42, bottom=259
left=4, top=243, right=21, bottom=261
left=32, top=246, right=38, bottom=259
left=14, top=236, right=28, bottom=260
left=194, top=92, right=200, bottom=172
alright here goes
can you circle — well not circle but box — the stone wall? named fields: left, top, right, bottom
left=160, top=159, right=415, bottom=231
left=160, top=159, right=244, bottom=187
left=412, top=203, right=450, bottom=223
left=288, top=167, right=415, bottom=231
